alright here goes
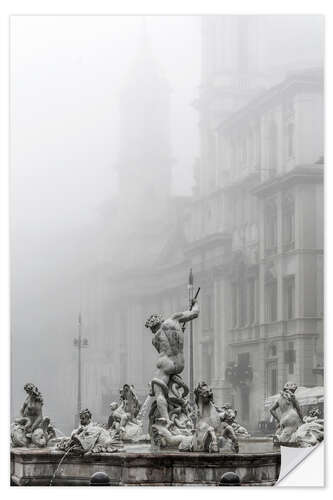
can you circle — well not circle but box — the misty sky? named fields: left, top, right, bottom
left=11, top=15, right=201, bottom=257
left=10, top=16, right=201, bottom=418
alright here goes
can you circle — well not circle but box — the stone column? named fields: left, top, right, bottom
left=213, top=275, right=233, bottom=406
left=276, top=192, right=283, bottom=321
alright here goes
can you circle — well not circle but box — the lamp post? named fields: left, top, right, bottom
left=73, top=312, right=88, bottom=426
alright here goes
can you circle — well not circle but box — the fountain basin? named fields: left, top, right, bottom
left=11, top=439, right=280, bottom=486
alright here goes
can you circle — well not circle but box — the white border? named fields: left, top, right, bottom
left=1, top=0, right=331, bottom=498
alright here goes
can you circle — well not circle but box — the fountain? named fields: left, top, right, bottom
left=10, top=296, right=323, bottom=486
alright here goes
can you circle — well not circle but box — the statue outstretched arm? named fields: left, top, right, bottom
left=171, top=300, right=199, bottom=324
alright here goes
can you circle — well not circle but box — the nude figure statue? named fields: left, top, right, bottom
left=270, top=381, right=303, bottom=443
left=145, top=298, right=199, bottom=427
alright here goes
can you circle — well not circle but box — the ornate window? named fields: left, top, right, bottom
left=239, top=283, right=247, bottom=327
left=248, top=278, right=256, bottom=325
left=267, top=363, right=278, bottom=395
left=264, top=200, right=277, bottom=254
left=287, top=122, right=294, bottom=158
left=284, top=101, right=295, bottom=160
left=284, top=275, right=295, bottom=320
left=265, top=273, right=277, bottom=322
left=282, top=194, right=295, bottom=251
left=267, top=120, right=277, bottom=176
left=284, top=341, right=296, bottom=375
left=240, top=137, right=247, bottom=167
left=269, top=343, right=277, bottom=357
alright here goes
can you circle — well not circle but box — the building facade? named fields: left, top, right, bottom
left=187, top=67, right=323, bottom=428
left=81, top=17, right=323, bottom=431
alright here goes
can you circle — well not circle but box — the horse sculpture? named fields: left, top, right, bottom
left=193, top=382, right=239, bottom=453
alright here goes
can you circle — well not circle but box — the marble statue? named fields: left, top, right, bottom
left=193, top=382, right=239, bottom=453
left=145, top=300, right=199, bottom=445
left=107, top=384, right=142, bottom=440
left=57, top=409, right=121, bottom=455
left=149, top=381, right=239, bottom=453
left=145, top=298, right=240, bottom=453
left=293, top=408, right=324, bottom=447
left=270, top=381, right=303, bottom=443
left=270, top=382, right=324, bottom=446
left=215, top=403, right=250, bottom=437
left=11, top=383, right=56, bottom=448
left=145, top=299, right=199, bottom=427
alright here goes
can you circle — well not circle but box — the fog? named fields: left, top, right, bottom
left=11, top=15, right=323, bottom=431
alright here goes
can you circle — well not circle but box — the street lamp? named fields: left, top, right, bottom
left=73, top=312, right=88, bottom=426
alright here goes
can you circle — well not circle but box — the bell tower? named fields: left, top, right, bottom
left=197, top=16, right=265, bottom=196
left=115, top=23, right=172, bottom=220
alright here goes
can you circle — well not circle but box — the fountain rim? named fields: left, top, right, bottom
left=11, top=446, right=281, bottom=459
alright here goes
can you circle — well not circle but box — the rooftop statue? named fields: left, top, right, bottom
left=270, top=382, right=324, bottom=447
left=11, top=383, right=56, bottom=448
left=57, top=409, right=121, bottom=455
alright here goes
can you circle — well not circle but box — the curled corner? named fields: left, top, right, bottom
left=275, top=442, right=324, bottom=486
